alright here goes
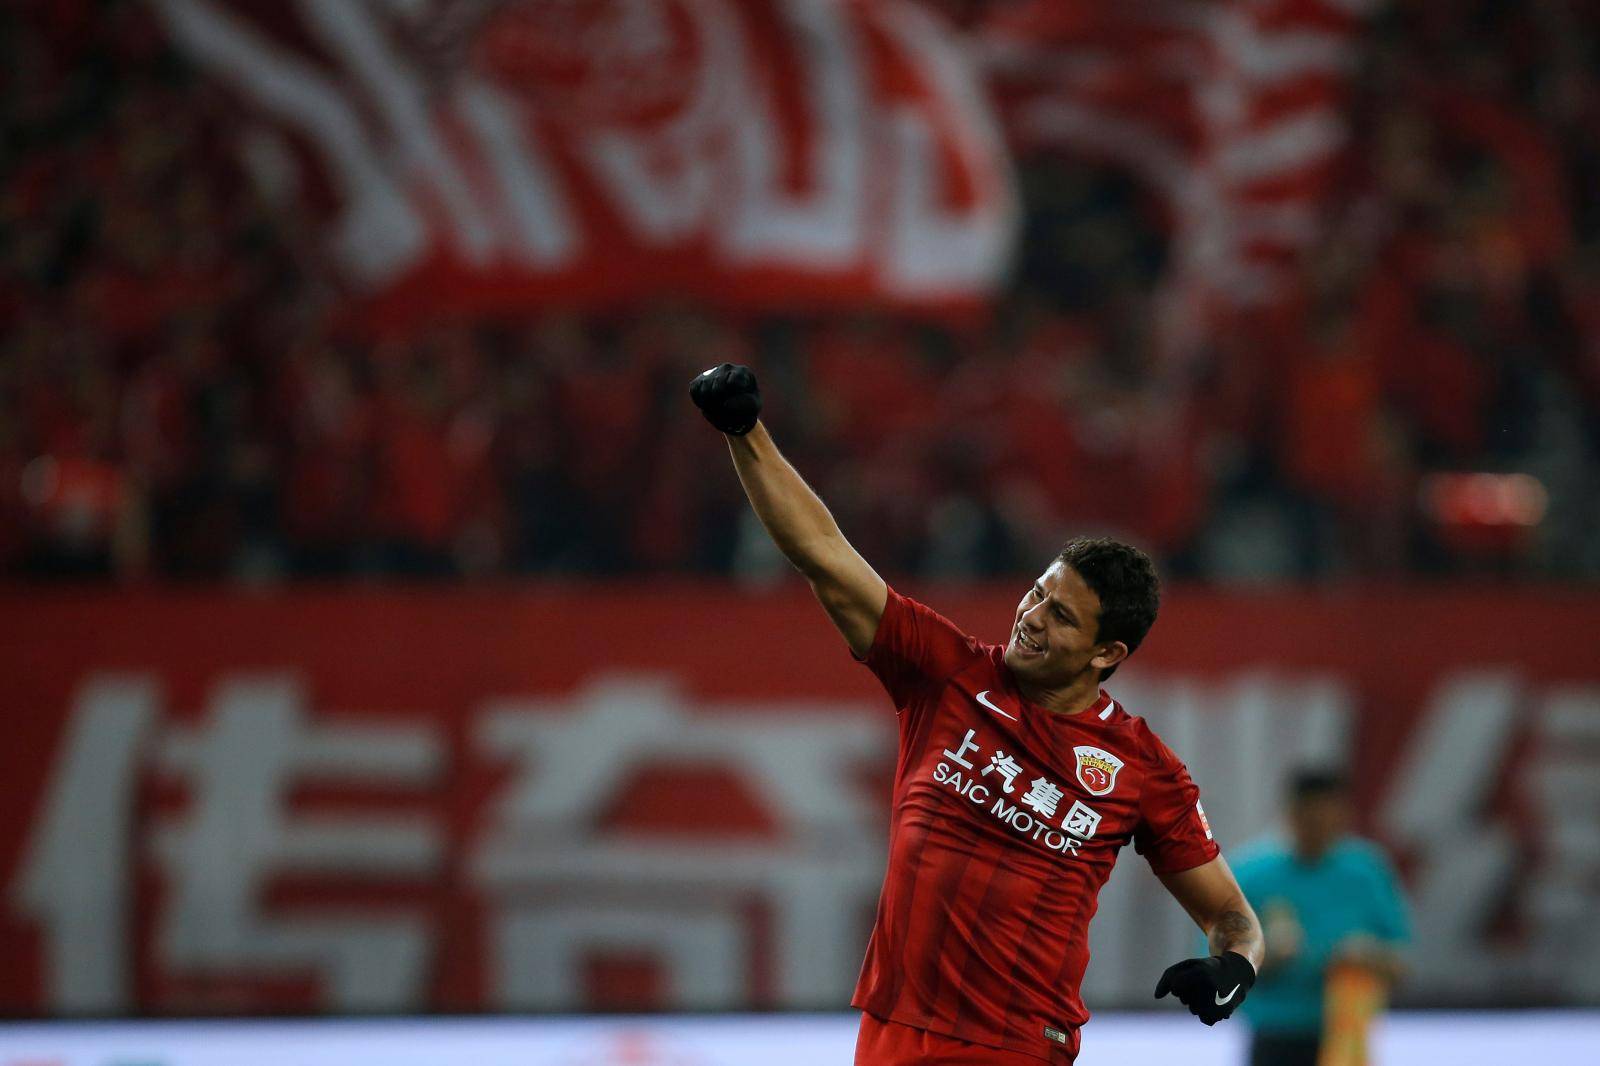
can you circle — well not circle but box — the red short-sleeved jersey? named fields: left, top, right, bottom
left=852, top=588, right=1219, bottom=1062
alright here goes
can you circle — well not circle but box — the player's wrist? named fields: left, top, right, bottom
left=1218, top=950, right=1257, bottom=989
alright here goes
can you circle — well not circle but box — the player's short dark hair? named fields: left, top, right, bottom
left=1054, top=537, right=1160, bottom=680
left=1287, top=766, right=1349, bottom=803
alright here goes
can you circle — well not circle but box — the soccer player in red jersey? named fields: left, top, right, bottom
left=691, top=365, right=1265, bottom=1064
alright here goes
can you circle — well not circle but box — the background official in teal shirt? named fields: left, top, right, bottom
left=1230, top=768, right=1412, bottom=1066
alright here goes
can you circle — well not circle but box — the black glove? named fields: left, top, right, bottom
left=1154, top=951, right=1256, bottom=1025
left=689, top=363, right=761, bottom=436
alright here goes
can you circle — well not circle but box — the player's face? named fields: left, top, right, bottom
left=1004, top=561, right=1124, bottom=685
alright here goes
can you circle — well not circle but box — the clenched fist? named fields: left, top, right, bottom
left=1154, top=951, right=1256, bottom=1026
left=689, top=363, right=762, bottom=436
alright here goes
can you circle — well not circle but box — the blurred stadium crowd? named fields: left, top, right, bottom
left=4, top=0, right=1600, bottom=584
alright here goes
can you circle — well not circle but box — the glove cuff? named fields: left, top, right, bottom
left=1219, top=951, right=1257, bottom=991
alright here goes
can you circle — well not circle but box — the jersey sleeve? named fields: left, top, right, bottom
left=1132, top=729, right=1221, bottom=876
left=854, top=586, right=985, bottom=710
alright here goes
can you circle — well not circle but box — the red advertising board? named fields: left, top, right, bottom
left=2, top=584, right=1597, bottom=1015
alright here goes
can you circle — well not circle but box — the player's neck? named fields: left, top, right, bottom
left=1015, top=671, right=1103, bottom=717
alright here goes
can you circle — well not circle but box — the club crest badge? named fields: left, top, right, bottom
left=1073, top=745, right=1124, bottom=796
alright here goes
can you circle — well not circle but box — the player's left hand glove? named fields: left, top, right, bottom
left=1154, top=951, right=1256, bottom=1025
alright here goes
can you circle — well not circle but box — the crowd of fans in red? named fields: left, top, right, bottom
left=3, top=1, right=1598, bottom=583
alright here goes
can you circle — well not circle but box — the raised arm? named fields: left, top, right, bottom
left=1152, top=856, right=1265, bottom=1026
left=690, top=365, right=887, bottom=657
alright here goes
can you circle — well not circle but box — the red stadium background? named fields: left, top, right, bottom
left=6, top=0, right=1600, bottom=1047
left=3, top=585, right=1596, bottom=1016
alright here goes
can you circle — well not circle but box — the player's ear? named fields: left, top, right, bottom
left=1091, top=641, right=1129, bottom=673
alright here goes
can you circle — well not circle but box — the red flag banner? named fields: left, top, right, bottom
left=980, top=0, right=1374, bottom=348
left=149, top=0, right=1016, bottom=323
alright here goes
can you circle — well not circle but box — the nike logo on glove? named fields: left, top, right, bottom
left=976, top=690, right=1019, bottom=721
left=1214, top=984, right=1241, bottom=1006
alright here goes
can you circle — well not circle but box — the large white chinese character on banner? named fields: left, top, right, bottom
left=150, top=677, right=443, bottom=1010
left=150, top=0, right=1013, bottom=300
left=11, top=678, right=158, bottom=1013
left=472, top=674, right=890, bottom=1010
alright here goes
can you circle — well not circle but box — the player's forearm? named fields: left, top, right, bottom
left=725, top=422, right=848, bottom=577
left=1156, top=861, right=1263, bottom=1021
left=1206, top=899, right=1266, bottom=972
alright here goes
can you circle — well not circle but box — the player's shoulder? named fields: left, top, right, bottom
left=1096, top=695, right=1182, bottom=767
left=880, top=586, right=996, bottom=669
left=890, top=586, right=988, bottom=645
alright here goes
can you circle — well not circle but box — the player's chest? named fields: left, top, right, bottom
left=902, top=681, right=1144, bottom=856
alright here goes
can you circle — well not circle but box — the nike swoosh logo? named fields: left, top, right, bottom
left=975, top=690, right=1019, bottom=721
left=1215, top=984, right=1241, bottom=1006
